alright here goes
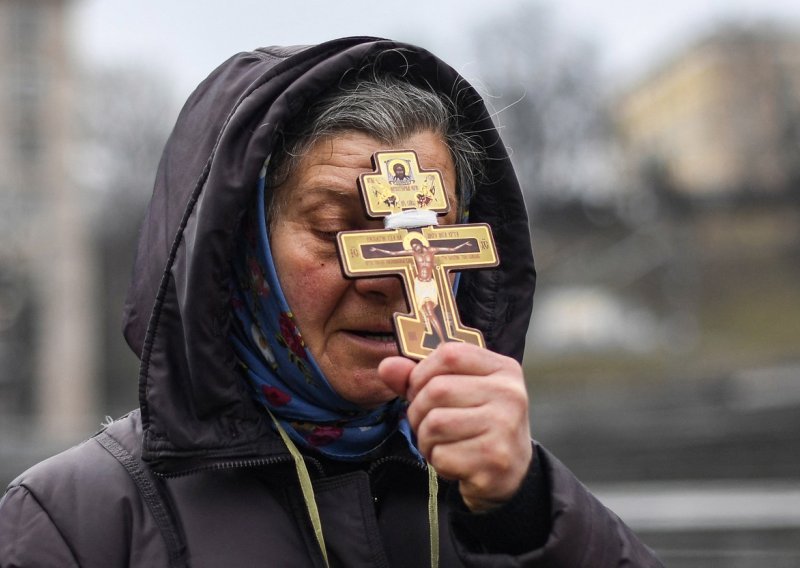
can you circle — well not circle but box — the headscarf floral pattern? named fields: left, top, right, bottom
left=230, top=172, right=419, bottom=459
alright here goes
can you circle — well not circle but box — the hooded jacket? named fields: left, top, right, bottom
left=0, top=38, right=662, bottom=567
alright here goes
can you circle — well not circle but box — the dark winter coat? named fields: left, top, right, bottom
left=0, top=37, right=663, bottom=567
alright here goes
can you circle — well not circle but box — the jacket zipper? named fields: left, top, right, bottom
left=367, top=454, right=429, bottom=476
left=154, top=444, right=427, bottom=480
left=155, top=453, right=324, bottom=479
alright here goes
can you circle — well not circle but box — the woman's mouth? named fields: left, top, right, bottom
left=352, top=330, right=396, bottom=343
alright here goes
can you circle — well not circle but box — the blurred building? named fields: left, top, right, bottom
left=527, top=21, right=800, bottom=386
left=617, top=24, right=800, bottom=198
left=0, top=0, right=97, bottom=441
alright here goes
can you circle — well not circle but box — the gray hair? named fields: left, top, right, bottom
left=267, top=72, right=485, bottom=225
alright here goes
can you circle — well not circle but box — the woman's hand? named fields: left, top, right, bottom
left=379, top=342, right=532, bottom=512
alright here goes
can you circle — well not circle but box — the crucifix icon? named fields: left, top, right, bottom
left=337, top=150, right=499, bottom=360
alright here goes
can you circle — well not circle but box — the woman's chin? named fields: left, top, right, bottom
left=325, top=368, right=398, bottom=409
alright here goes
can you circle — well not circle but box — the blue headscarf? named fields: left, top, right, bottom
left=230, top=172, right=420, bottom=461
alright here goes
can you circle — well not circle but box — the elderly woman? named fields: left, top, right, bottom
left=0, top=38, right=662, bottom=567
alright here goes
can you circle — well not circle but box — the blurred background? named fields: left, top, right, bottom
left=1, top=0, right=799, bottom=565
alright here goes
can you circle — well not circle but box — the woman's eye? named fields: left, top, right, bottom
left=312, top=225, right=346, bottom=242
left=317, top=230, right=339, bottom=241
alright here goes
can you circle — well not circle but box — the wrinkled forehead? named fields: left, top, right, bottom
left=268, top=130, right=459, bottom=223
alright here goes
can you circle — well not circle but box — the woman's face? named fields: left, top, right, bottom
left=270, top=130, right=458, bottom=408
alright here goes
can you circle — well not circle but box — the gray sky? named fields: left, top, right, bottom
left=73, top=0, right=800, bottom=101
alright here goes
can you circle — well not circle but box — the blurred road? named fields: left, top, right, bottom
left=533, top=362, right=800, bottom=566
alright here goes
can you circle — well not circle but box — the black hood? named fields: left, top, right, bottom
left=122, top=37, right=536, bottom=467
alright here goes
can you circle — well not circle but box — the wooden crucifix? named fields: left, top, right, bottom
left=337, top=150, right=499, bottom=360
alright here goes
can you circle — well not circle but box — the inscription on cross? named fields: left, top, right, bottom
left=337, top=150, right=499, bottom=360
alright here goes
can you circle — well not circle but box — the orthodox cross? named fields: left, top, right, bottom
left=337, top=150, right=498, bottom=360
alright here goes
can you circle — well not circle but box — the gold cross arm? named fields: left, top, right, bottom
left=338, top=224, right=498, bottom=360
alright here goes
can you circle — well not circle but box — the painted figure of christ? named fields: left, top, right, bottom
left=369, top=237, right=474, bottom=346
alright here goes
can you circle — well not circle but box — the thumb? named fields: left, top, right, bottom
left=378, top=356, right=416, bottom=399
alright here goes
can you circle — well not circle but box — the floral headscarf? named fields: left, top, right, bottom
left=230, top=172, right=420, bottom=461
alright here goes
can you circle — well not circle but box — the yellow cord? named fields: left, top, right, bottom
left=428, top=463, right=440, bottom=568
left=268, top=411, right=330, bottom=567
left=268, top=410, right=439, bottom=568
